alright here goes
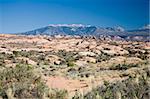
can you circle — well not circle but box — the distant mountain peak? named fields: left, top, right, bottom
left=141, top=24, right=150, bottom=30
left=48, top=24, right=91, bottom=27
left=114, top=26, right=125, bottom=32
left=105, top=26, right=125, bottom=32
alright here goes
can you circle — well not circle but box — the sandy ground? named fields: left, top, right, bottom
left=44, top=75, right=126, bottom=97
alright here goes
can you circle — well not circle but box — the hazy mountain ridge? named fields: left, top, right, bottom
left=21, top=24, right=150, bottom=41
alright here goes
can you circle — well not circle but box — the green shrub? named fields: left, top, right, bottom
left=83, top=67, right=150, bottom=99
left=12, top=51, right=20, bottom=57
left=96, top=52, right=112, bottom=62
left=0, top=64, right=47, bottom=99
left=67, top=61, right=75, bottom=67
left=57, top=50, right=76, bottom=63
left=110, top=63, right=139, bottom=70
left=48, top=89, right=68, bottom=99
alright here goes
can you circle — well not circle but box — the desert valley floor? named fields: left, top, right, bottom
left=0, top=34, right=149, bottom=99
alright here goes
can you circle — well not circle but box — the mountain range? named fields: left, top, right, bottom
left=21, top=24, right=150, bottom=41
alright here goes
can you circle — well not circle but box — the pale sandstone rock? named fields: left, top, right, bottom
left=17, top=57, right=37, bottom=65
left=126, top=57, right=143, bottom=64
left=101, top=45, right=129, bottom=55
left=75, top=60, right=88, bottom=67
left=46, top=55, right=62, bottom=65
left=77, top=40, right=90, bottom=48
left=92, top=49, right=101, bottom=55
left=84, top=57, right=96, bottom=63
left=96, top=46, right=103, bottom=50
left=78, top=51, right=96, bottom=57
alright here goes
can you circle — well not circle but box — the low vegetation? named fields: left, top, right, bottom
left=110, top=63, right=139, bottom=70
left=76, top=67, right=150, bottom=99
left=0, top=64, right=68, bottom=99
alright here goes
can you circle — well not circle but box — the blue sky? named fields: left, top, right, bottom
left=0, top=0, right=149, bottom=33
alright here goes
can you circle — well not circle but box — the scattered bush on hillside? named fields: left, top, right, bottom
left=0, top=64, right=48, bottom=99
left=83, top=67, right=150, bottom=99
left=0, top=64, right=69, bottom=99
left=67, top=61, right=75, bottom=67
left=96, top=52, right=112, bottom=62
left=57, top=50, right=76, bottom=67
left=110, top=63, right=139, bottom=70
left=48, top=89, right=68, bottom=99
